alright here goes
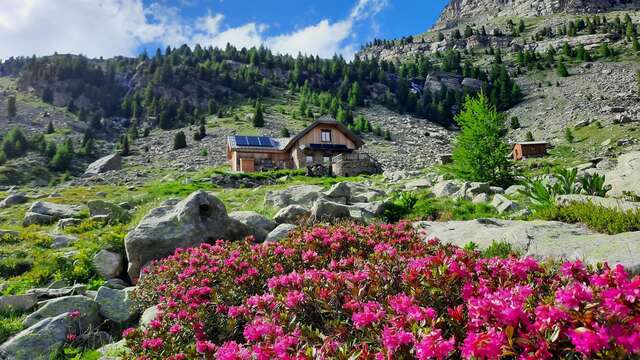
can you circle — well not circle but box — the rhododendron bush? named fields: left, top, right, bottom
left=125, top=223, right=640, bottom=359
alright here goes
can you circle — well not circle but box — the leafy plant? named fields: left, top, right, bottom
left=580, top=173, right=611, bottom=197
left=553, top=167, right=579, bottom=195
left=519, top=178, right=555, bottom=207
left=537, top=202, right=640, bottom=234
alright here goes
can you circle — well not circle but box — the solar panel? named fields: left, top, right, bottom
left=235, top=136, right=249, bottom=146
left=234, top=136, right=276, bottom=148
left=258, top=136, right=273, bottom=147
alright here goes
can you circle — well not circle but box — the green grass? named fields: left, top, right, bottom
left=535, top=202, right=640, bottom=235
left=0, top=310, right=26, bottom=343
left=384, top=190, right=500, bottom=222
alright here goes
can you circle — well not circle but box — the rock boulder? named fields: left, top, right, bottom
left=84, top=154, right=122, bottom=176
left=124, top=190, right=253, bottom=280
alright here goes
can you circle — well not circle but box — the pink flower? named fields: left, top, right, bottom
left=462, top=328, right=505, bottom=360
left=569, top=327, right=610, bottom=356
left=215, top=341, right=251, bottom=360
left=302, top=250, right=318, bottom=262
left=68, top=309, right=81, bottom=318
left=284, top=290, right=305, bottom=308
left=352, top=301, right=385, bottom=329
left=169, top=324, right=182, bottom=334
left=555, top=283, right=593, bottom=311
left=196, top=340, right=216, bottom=353
left=415, top=329, right=455, bottom=360
left=142, top=337, right=164, bottom=350
left=66, top=333, right=77, bottom=342
left=381, top=326, right=414, bottom=354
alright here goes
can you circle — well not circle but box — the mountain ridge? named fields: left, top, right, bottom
left=434, top=0, right=640, bottom=29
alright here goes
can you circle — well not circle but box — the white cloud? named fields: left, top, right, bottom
left=0, top=0, right=388, bottom=60
left=0, top=0, right=162, bottom=59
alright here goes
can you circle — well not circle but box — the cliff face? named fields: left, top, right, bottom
left=434, top=0, right=640, bottom=29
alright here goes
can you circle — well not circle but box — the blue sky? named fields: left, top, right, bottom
left=0, top=0, right=449, bottom=60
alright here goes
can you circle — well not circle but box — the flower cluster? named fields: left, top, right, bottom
left=125, top=223, right=640, bottom=359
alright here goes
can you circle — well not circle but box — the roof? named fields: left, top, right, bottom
left=514, top=141, right=549, bottom=146
left=283, top=117, right=364, bottom=151
left=227, top=135, right=290, bottom=151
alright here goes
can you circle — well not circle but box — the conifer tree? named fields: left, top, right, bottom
left=7, top=96, right=16, bottom=118
left=252, top=100, right=264, bottom=128
left=173, top=131, right=187, bottom=150
left=46, top=121, right=55, bottom=134
left=556, top=61, right=569, bottom=77
left=451, top=93, right=512, bottom=186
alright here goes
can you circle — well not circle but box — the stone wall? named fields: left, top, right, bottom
left=332, top=153, right=382, bottom=177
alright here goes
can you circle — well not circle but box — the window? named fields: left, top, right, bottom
left=321, top=130, right=331, bottom=142
left=323, top=155, right=331, bottom=163
left=305, top=156, right=314, bottom=164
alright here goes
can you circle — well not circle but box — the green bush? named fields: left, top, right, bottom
left=580, top=173, right=611, bottom=197
left=173, top=131, right=187, bottom=150
left=49, top=138, right=75, bottom=171
left=481, top=240, right=519, bottom=258
left=0, top=311, right=25, bottom=343
left=1, top=127, right=29, bottom=159
left=537, top=202, right=640, bottom=235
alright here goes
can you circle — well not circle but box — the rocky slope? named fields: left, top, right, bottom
left=434, top=0, right=640, bottom=29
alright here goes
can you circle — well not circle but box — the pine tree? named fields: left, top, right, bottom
left=173, top=131, right=187, bottom=150
left=253, top=101, right=264, bottom=128
left=7, top=96, right=16, bottom=118
left=49, top=138, right=74, bottom=171
left=120, top=135, right=130, bottom=156
left=556, top=61, right=569, bottom=77
left=46, top=121, right=55, bottom=134
left=384, top=129, right=392, bottom=141
left=42, top=87, right=53, bottom=103
left=526, top=131, right=535, bottom=141
left=510, top=116, right=520, bottom=129
left=280, top=128, right=290, bottom=137
left=451, top=93, right=512, bottom=186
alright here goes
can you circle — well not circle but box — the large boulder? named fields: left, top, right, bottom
left=0, top=193, right=28, bottom=208
left=0, top=313, right=76, bottom=360
left=264, top=185, right=324, bottom=209
left=87, top=200, right=131, bottom=224
left=229, top=211, right=277, bottom=232
left=92, top=250, right=124, bottom=279
left=556, top=194, right=640, bottom=212
left=23, top=202, right=83, bottom=226
left=431, top=180, right=461, bottom=198
left=84, top=154, right=122, bottom=176
left=95, top=286, right=138, bottom=323
left=265, top=224, right=297, bottom=243
left=23, top=295, right=100, bottom=330
left=125, top=190, right=253, bottom=280
left=0, top=295, right=37, bottom=312
left=604, top=151, right=640, bottom=197
left=454, top=182, right=492, bottom=199
left=308, top=199, right=352, bottom=223
left=273, top=205, right=310, bottom=224
left=491, top=194, right=518, bottom=213
left=415, top=219, right=640, bottom=272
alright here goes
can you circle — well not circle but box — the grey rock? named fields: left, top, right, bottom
left=274, top=205, right=310, bottom=224
left=23, top=212, right=54, bottom=226
left=431, top=180, right=461, bottom=198
left=23, top=295, right=99, bottom=330
left=78, top=331, right=112, bottom=349
left=404, top=178, right=433, bottom=191
left=556, top=194, right=640, bottom=212
left=57, top=218, right=82, bottom=229
left=264, top=185, right=324, bottom=209
left=0, top=193, right=28, bottom=208
left=324, top=182, right=352, bottom=199
left=415, top=219, right=640, bottom=272
left=125, top=190, right=253, bottom=280
left=0, top=295, right=37, bottom=312
left=229, top=211, right=277, bottom=232
left=0, top=313, right=75, bottom=360
left=491, top=194, right=518, bottom=213
left=26, top=284, right=86, bottom=300
left=139, top=305, right=159, bottom=328
left=104, top=279, right=129, bottom=290
left=308, top=199, right=352, bottom=223
left=472, top=193, right=490, bottom=204
left=87, top=200, right=131, bottom=223
left=455, top=182, right=492, bottom=199
left=505, top=185, right=525, bottom=196
left=50, top=234, right=78, bottom=249
left=23, top=202, right=83, bottom=226
left=92, top=250, right=124, bottom=279
left=84, top=154, right=122, bottom=176
left=605, top=151, right=640, bottom=197
left=265, top=224, right=297, bottom=243
left=95, top=287, right=138, bottom=323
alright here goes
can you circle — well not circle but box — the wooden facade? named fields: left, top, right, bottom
left=227, top=118, right=364, bottom=173
left=513, top=141, right=549, bottom=160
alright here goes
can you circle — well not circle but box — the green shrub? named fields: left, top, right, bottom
left=382, top=192, right=418, bottom=222
left=580, top=173, right=611, bottom=197
left=481, top=240, right=519, bottom=258
left=1, top=127, right=29, bottom=159
left=0, top=257, right=33, bottom=278
left=173, top=131, right=187, bottom=150
left=0, top=311, right=25, bottom=343
left=537, top=202, right=640, bottom=234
